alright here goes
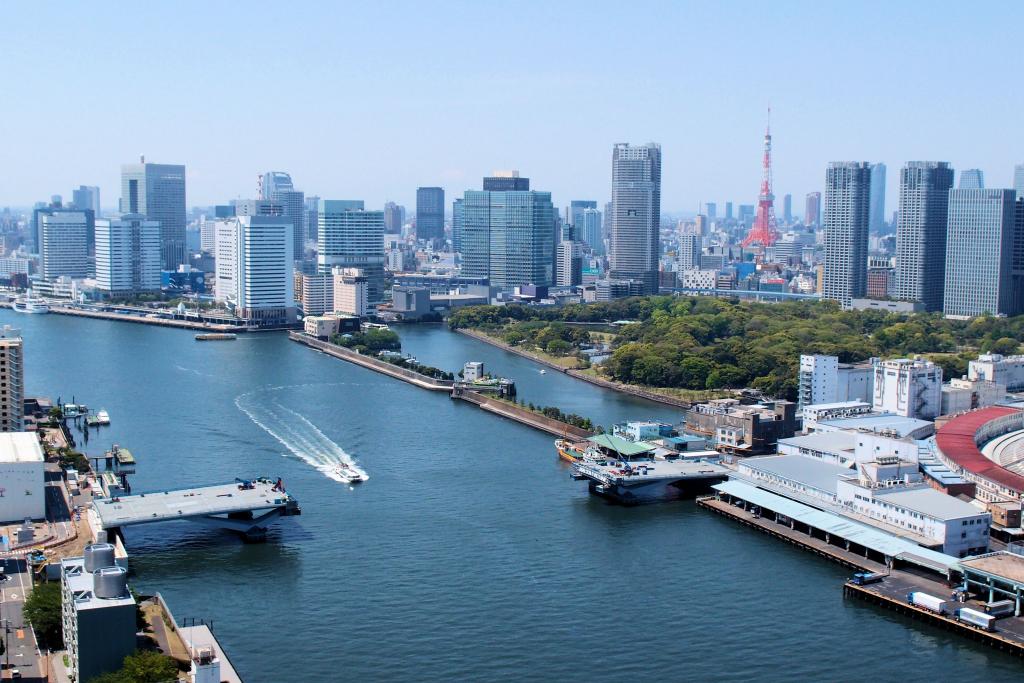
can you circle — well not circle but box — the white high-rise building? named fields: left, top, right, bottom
left=871, top=357, right=943, bottom=420
left=556, top=240, right=583, bottom=287
left=95, top=215, right=161, bottom=295
left=213, top=216, right=294, bottom=326
left=40, top=211, right=90, bottom=279
left=199, top=217, right=216, bottom=253
left=333, top=267, right=369, bottom=317
left=318, top=200, right=385, bottom=305
left=677, top=233, right=701, bottom=271
left=0, top=326, right=24, bottom=432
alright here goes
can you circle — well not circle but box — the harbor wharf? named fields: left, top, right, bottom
left=49, top=305, right=246, bottom=331
left=844, top=579, right=1024, bottom=658
left=450, top=387, right=591, bottom=439
left=289, top=331, right=454, bottom=391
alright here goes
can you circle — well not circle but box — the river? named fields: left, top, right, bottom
left=4, top=310, right=1018, bottom=681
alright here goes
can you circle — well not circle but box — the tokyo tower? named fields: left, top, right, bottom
left=741, top=109, right=781, bottom=248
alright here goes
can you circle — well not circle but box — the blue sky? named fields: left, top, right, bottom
left=4, top=1, right=1022, bottom=214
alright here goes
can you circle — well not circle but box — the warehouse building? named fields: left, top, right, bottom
left=0, top=431, right=45, bottom=522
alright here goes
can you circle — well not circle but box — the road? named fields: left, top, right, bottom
left=1, top=557, right=45, bottom=682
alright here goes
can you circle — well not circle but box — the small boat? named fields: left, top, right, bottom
left=195, top=333, right=237, bottom=341
left=334, top=464, right=366, bottom=484
left=96, top=410, right=110, bottom=425
left=12, top=294, right=49, bottom=314
left=539, top=369, right=547, bottom=375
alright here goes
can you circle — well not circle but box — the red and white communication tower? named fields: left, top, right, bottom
left=741, top=109, right=781, bottom=248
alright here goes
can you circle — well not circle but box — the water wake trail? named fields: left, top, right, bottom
left=235, top=386, right=368, bottom=483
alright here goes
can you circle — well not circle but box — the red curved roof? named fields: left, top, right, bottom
left=936, top=406, right=1024, bottom=493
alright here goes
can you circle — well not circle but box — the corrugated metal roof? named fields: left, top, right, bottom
left=935, top=406, right=1024, bottom=493
left=712, top=480, right=961, bottom=572
left=587, top=434, right=654, bottom=457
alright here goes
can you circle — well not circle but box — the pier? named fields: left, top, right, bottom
left=573, top=459, right=729, bottom=504
left=289, top=331, right=454, bottom=391
left=93, top=478, right=300, bottom=541
left=49, top=305, right=248, bottom=331
left=450, top=387, right=591, bottom=439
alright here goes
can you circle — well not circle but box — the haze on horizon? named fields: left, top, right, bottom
left=4, top=0, right=1022, bottom=213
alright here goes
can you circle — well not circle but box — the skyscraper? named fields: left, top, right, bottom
left=260, top=172, right=305, bottom=261
left=317, top=200, right=385, bottom=305
left=415, top=187, right=445, bottom=243
left=556, top=240, right=583, bottom=287
left=72, top=185, right=100, bottom=215
left=805, top=192, right=821, bottom=227
left=482, top=171, right=529, bottom=191
left=452, top=198, right=464, bottom=252
left=725, top=202, right=734, bottom=221
left=40, top=211, right=90, bottom=279
left=677, top=233, right=701, bottom=271
left=959, top=169, right=984, bottom=189
left=869, top=163, right=886, bottom=233
left=214, top=216, right=295, bottom=325
left=384, top=202, right=405, bottom=234
left=894, top=162, right=954, bottom=311
left=1014, top=163, right=1024, bottom=200
left=783, top=194, right=793, bottom=224
left=120, top=159, right=186, bottom=270
left=0, top=326, right=24, bottom=432
left=569, top=200, right=597, bottom=230
left=95, top=215, right=161, bottom=296
left=577, top=207, right=603, bottom=254
left=822, top=162, right=872, bottom=309
left=460, top=189, right=555, bottom=290
left=260, top=171, right=293, bottom=198
left=943, top=189, right=1020, bottom=318
left=705, top=202, right=717, bottom=221
left=609, top=142, right=662, bottom=294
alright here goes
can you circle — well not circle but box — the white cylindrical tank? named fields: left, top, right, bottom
left=93, top=565, right=129, bottom=599
left=83, top=543, right=116, bottom=572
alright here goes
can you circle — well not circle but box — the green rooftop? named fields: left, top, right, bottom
left=587, top=434, right=655, bottom=457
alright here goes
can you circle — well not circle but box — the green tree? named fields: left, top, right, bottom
left=23, top=582, right=63, bottom=649
left=88, top=650, right=180, bottom=683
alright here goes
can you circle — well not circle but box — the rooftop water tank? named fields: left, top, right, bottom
left=83, top=543, right=116, bottom=573
left=93, top=566, right=129, bottom=599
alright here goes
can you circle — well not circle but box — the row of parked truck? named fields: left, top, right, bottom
left=906, top=591, right=1016, bottom=631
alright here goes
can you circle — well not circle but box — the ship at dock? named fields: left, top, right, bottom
left=195, top=333, right=237, bottom=341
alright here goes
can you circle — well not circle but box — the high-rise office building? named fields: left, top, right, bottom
left=261, top=172, right=306, bottom=262
left=609, top=142, right=662, bottom=294
left=1014, top=163, right=1024, bottom=200
left=782, top=194, right=793, bottom=223
left=569, top=200, right=597, bottom=230
left=482, top=171, right=529, bottom=191
left=0, top=326, right=24, bottom=432
left=869, top=163, right=886, bottom=233
left=40, top=211, right=90, bottom=279
left=822, top=162, right=872, bottom=309
left=452, top=198, right=464, bottom=252
left=234, top=199, right=284, bottom=216
left=943, top=189, right=1020, bottom=318
left=805, top=192, right=821, bottom=227
left=72, top=185, right=100, bottom=215
left=894, top=162, right=954, bottom=311
left=460, top=189, right=555, bottom=290
left=304, top=196, right=320, bottom=247
left=677, top=233, right=701, bottom=271
left=95, top=215, right=161, bottom=295
left=384, top=202, right=405, bottom=234
left=260, top=171, right=293, bottom=198
left=959, top=169, right=984, bottom=189
left=556, top=240, right=583, bottom=287
left=317, top=200, right=385, bottom=305
left=725, top=202, right=734, bottom=221
left=577, top=207, right=603, bottom=254
left=705, top=202, right=717, bottom=221
left=416, top=187, right=445, bottom=243
left=333, top=267, right=370, bottom=317
left=120, top=159, right=186, bottom=270
left=214, top=216, right=295, bottom=325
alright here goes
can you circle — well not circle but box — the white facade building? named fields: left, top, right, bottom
left=298, top=273, right=333, bottom=316
left=333, top=267, right=369, bottom=317
left=798, top=354, right=873, bottom=413
left=0, top=257, right=30, bottom=278
left=678, top=268, right=717, bottom=290
left=95, top=215, right=161, bottom=295
left=40, top=210, right=90, bottom=279
left=0, top=432, right=45, bottom=522
left=0, top=326, right=24, bottom=432
left=213, top=217, right=294, bottom=326
left=871, top=357, right=943, bottom=420
left=969, top=354, right=1024, bottom=392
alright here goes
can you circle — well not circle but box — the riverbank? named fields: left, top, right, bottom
left=455, top=328, right=717, bottom=410
left=49, top=306, right=247, bottom=332
left=451, top=387, right=591, bottom=439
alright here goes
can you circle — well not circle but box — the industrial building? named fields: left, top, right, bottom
left=871, top=357, right=943, bottom=420
left=685, top=398, right=797, bottom=454
left=969, top=354, right=1024, bottom=392
left=61, top=544, right=138, bottom=683
left=0, top=431, right=45, bottom=522
left=797, top=354, right=873, bottom=413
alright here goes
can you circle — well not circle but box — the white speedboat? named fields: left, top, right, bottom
left=12, top=294, right=49, bottom=314
left=96, top=410, right=110, bottom=425
left=334, top=464, right=366, bottom=484
left=539, top=369, right=547, bottom=375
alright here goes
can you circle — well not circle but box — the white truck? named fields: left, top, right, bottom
left=956, top=607, right=996, bottom=632
left=906, top=591, right=948, bottom=614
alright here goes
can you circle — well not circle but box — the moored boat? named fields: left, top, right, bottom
left=195, top=333, right=237, bottom=341
left=12, top=294, right=49, bottom=314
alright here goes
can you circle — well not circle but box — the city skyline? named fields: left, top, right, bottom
left=3, top=2, right=1023, bottom=211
